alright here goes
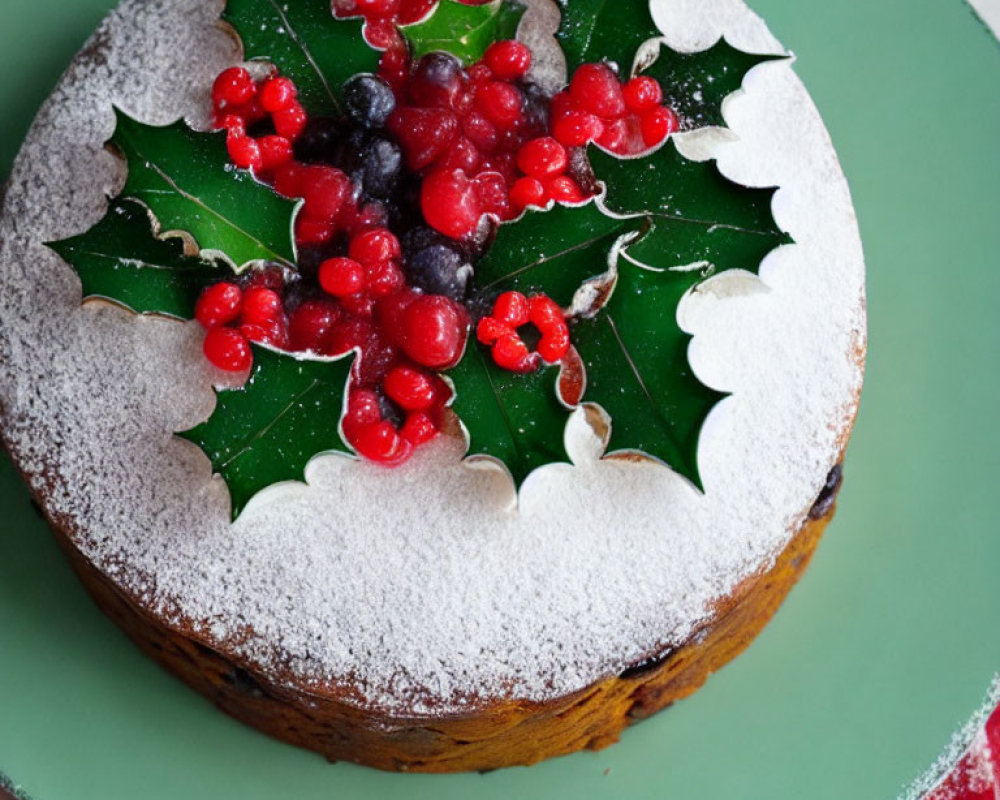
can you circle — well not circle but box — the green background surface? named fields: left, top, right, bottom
left=1, top=1, right=998, bottom=798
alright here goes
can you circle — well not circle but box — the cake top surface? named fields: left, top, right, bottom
left=0, top=0, right=865, bottom=714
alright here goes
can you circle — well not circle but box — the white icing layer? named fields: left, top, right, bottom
left=0, top=0, right=865, bottom=714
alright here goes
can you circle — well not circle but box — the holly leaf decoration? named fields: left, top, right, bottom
left=473, top=202, right=639, bottom=307
left=403, top=0, right=526, bottom=65
left=222, top=0, right=378, bottom=117
left=48, top=199, right=222, bottom=320
left=449, top=346, right=571, bottom=485
left=555, top=0, right=661, bottom=75
left=571, top=262, right=724, bottom=489
left=110, top=110, right=298, bottom=272
left=179, top=345, right=356, bottom=519
left=590, top=141, right=792, bottom=275
left=639, top=38, right=786, bottom=130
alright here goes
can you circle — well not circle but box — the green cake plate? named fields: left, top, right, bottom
left=1, top=1, right=998, bottom=797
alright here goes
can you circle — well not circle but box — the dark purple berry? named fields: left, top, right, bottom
left=293, top=117, right=345, bottom=163
left=343, top=74, right=397, bottom=129
left=356, top=136, right=403, bottom=199
left=406, top=243, right=473, bottom=300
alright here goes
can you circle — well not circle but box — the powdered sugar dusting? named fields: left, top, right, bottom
left=0, top=0, right=865, bottom=714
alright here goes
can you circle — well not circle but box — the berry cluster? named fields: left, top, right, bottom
left=201, top=26, right=682, bottom=466
left=476, top=291, right=570, bottom=373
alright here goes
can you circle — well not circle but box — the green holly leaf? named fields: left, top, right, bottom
left=110, top=109, right=298, bottom=272
left=47, top=199, right=222, bottom=320
left=571, top=262, right=724, bottom=489
left=402, top=0, right=526, bottom=65
left=640, top=38, right=785, bottom=131
left=222, top=0, right=378, bottom=117
left=449, top=344, right=572, bottom=485
left=590, top=140, right=792, bottom=275
left=473, top=202, right=639, bottom=307
left=178, top=345, right=356, bottom=519
left=555, top=0, right=661, bottom=75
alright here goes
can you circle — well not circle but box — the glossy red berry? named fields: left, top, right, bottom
left=641, top=105, right=680, bottom=147
left=271, top=162, right=305, bottom=198
left=473, top=171, right=511, bottom=219
left=216, top=114, right=246, bottom=137
left=349, top=228, right=402, bottom=267
left=623, top=76, right=663, bottom=113
left=295, top=216, right=333, bottom=246
left=509, top=176, right=547, bottom=212
left=354, top=0, right=400, bottom=16
left=273, top=103, right=308, bottom=140
left=462, top=112, right=499, bottom=154
left=241, top=286, right=284, bottom=325
left=553, top=111, right=604, bottom=147
left=203, top=326, right=252, bottom=372
left=475, top=81, right=524, bottom=129
left=227, top=135, right=262, bottom=170
left=212, top=67, right=256, bottom=109
left=288, top=298, right=342, bottom=353
left=596, top=117, right=629, bottom=152
left=366, top=260, right=406, bottom=298
left=421, top=169, right=482, bottom=239
left=546, top=175, right=585, bottom=204
left=400, top=412, right=438, bottom=445
left=493, top=291, right=530, bottom=328
left=516, top=137, right=568, bottom=178
left=300, top=165, right=351, bottom=221
left=259, top=76, right=298, bottom=113
left=484, top=40, right=532, bottom=80
left=384, top=365, right=438, bottom=411
left=241, top=318, right=290, bottom=350
left=319, top=257, right=366, bottom=298
left=195, top=282, right=243, bottom=329
left=492, top=333, right=539, bottom=373
left=257, top=135, right=294, bottom=171
left=398, top=294, right=468, bottom=369
left=388, top=107, right=460, bottom=170
left=352, top=420, right=412, bottom=464
left=529, top=294, right=570, bottom=363
left=570, top=63, right=627, bottom=119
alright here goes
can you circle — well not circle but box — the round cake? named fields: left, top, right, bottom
left=0, top=0, right=866, bottom=772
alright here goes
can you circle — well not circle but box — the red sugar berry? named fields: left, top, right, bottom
left=473, top=171, right=511, bottom=219
left=462, top=112, right=499, bottom=154
left=349, top=228, right=402, bottom=267
left=344, top=388, right=382, bottom=430
left=195, top=282, right=243, bottom=329
left=529, top=295, right=570, bottom=363
left=259, top=76, right=298, bottom=113
left=319, top=257, right=366, bottom=298
left=492, top=333, right=539, bottom=373
left=366, top=260, right=406, bottom=298
left=398, top=294, right=469, bottom=369
left=212, top=67, right=256, bottom=109
left=288, top=298, right=342, bottom=353
left=295, top=216, right=333, bottom=246
left=354, top=0, right=400, bottom=15
left=436, top=136, right=481, bottom=174
left=623, top=76, right=663, bottom=114
left=553, top=111, right=604, bottom=147
left=570, top=63, right=627, bottom=120
left=384, top=365, right=438, bottom=411
left=475, top=81, right=524, bottom=129
left=509, top=176, right=547, bottom=212
left=328, top=318, right=375, bottom=357
left=203, top=326, right=252, bottom=372
left=216, top=114, right=246, bottom=138
left=388, top=107, right=460, bottom=170
left=516, top=137, right=568, bottom=178
left=241, top=286, right=284, bottom=325
left=641, top=105, right=680, bottom=147
left=596, top=117, right=629, bottom=152
left=352, top=420, right=413, bottom=464
left=400, top=412, right=438, bottom=445
left=273, top=103, right=308, bottom=141
left=484, top=40, right=532, bottom=80
left=493, top=291, right=530, bottom=328
left=546, top=174, right=585, bottom=204
left=421, top=169, right=482, bottom=240
left=301, top=165, right=351, bottom=221
left=241, top=318, right=290, bottom=350
left=271, top=161, right=305, bottom=198
left=258, top=135, right=294, bottom=171
left=341, top=291, right=376, bottom=319
left=227, top=135, right=262, bottom=170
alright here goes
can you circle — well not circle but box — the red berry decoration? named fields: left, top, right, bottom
left=623, top=76, right=663, bottom=114
left=569, top=63, right=627, bottom=120
left=516, top=137, right=568, bottom=179
left=397, top=294, right=469, bottom=369
left=477, top=292, right=571, bottom=373
left=641, top=105, right=680, bottom=147
left=319, top=257, right=366, bottom=298
left=510, top=176, right=547, bottom=212
left=227, top=135, right=262, bottom=170
left=384, top=365, right=439, bottom=411
left=195, top=282, right=243, bottom=329
left=204, top=326, right=253, bottom=372
left=349, top=228, right=402, bottom=267
left=212, top=67, right=256, bottom=109
left=421, top=169, right=482, bottom=239
left=259, top=76, right=298, bottom=112
left=484, top=40, right=532, bottom=80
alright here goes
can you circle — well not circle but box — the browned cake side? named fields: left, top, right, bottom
left=33, top=463, right=841, bottom=773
